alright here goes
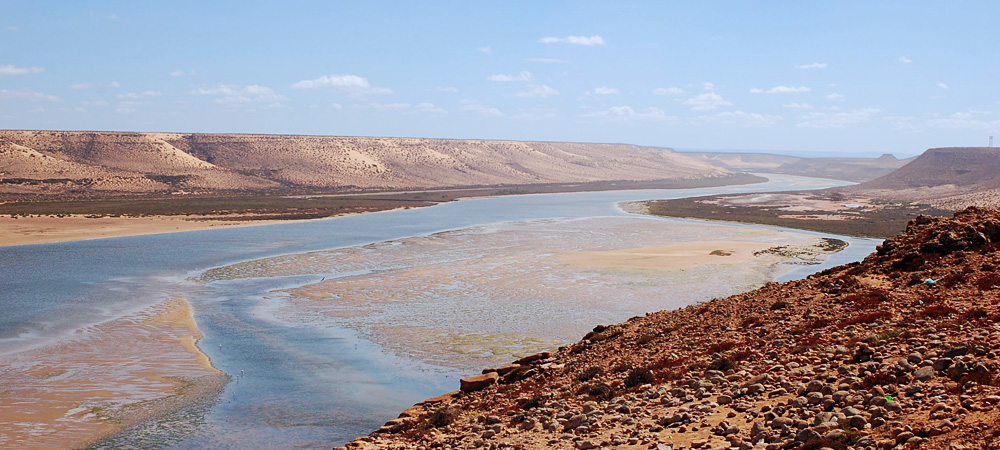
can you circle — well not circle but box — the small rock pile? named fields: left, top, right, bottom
left=339, top=207, right=1000, bottom=450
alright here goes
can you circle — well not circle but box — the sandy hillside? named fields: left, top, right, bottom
left=0, top=131, right=732, bottom=197
left=841, top=147, right=1000, bottom=209
left=686, top=152, right=913, bottom=183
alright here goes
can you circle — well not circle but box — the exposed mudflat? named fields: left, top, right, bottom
left=203, top=216, right=841, bottom=372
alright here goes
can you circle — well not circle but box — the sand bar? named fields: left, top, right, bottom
left=0, top=297, right=225, bottom=449
left=0, top=214, right=286, bottom=247
left=556, top=240, right=779, bottom=271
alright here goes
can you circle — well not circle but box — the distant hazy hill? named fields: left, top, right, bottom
left=685, top=151, right=912, bottom=182
left=843, top=147, right=1000, bottom=209
left=0, top=130, right=733, bottom=197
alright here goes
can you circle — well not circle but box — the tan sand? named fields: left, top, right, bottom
left=0, top=297, right=225, bottom=449
left=0, top=214, right=282, bottom=247
left=555, top=239, right=778, bottom=271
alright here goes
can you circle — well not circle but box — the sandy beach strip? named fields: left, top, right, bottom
left=0, top=297, right=226, bottom=449
left=555, top=240, right=778, bottom=271
left=0, top=214, right=285, bottom=247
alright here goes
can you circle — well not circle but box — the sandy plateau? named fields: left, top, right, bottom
left=200, top=217, right=845, bottom=372
left=0, top=298, right=226, bottom=449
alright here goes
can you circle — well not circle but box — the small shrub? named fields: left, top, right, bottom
left=707, top=357, right=735, bottom=371
left=940, top=272, right=965, bottom=288
left=519, top=396, right=543, bottom=410
left=706, top=341, right=738, bottom=354
left=922, top=304, right=959, bottom=319
left=731, top=350, right=753, bottom=362
left=961, top=308, right=989, bottom=322
left=588, top=383, right=614, bottom=400
left=840, top=311, right=893, bottom=326
left=976, top=273, right=1000, bottom=290
left=624, top=368, right=655, bottom=388
left=426, top=406, right=460, bottom=428
left=807, top=317, right=833, bottom=328
left=576, top=366, right=604, bottom=382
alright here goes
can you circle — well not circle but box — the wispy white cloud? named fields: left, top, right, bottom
left=898, top=56, right=913, bottom=64
left=795, top=62, right=828, bottom=69
left=924, top=110, right=1000, bottom=129
left=702, top=82, right=715, bottom=91
left=516, top=84, right=559, bottom=98
left=117, top=91, right=161, bottom=99
left=477, top=46, right=491, bottom=54
left=169, top=70, right=195, bottom=77
left=368, top=102, right=446, bottom=114
left=825, top=92, right=845, bottom=101
left=582, top=105, right=672, bottom=121
left=461, top=99, right=504, bottom=117
left=783, top=102, right=814, bottom=109
left=938, top=82, right=949, bottom=89
left=291, top=74, right=393, bottom=95
left=702, top=110, right=781, bottom=127
left=71, top=81, right=119, bottom=90
left=590, top=86, right=619, bottom=95
left=538, top=35, right=606, bottom=46
left=487, top=71, right=531, bottom=82
left=0, top=88, right=60, bottom=102
left=682, top=92, right=731, bottom=111
left=0, top=64, right=44, bottom=75
left=750, top=85, right=811, bottom=94
left=436, top=86, right=459, bottom=92
left=190, top=84, right=288, bottom=104
left=526, top=58, right=567, bottom=64
left=116, top=101, right=141, bottom=114
left=797, top=107, right=881, bottom=128
left=653, top=87, right=684, bottom=96
left=513, top=109, right=558, bottom=120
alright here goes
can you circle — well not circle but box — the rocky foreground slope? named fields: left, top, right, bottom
left=0, top=130, right=730, bottom=197
left=342, top=208, right=1000, bottom=450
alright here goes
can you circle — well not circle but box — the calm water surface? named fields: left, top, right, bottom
left=0, top=174, right=880, bottom=448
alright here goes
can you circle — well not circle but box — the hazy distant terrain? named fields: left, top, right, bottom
left=841, top=147, right=1000, bottom=209
left=0, top=131, right=733, bottom=198
left=685, top=151, right=913, bottom=182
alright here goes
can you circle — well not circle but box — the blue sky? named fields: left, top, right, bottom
left=2, top=1, right=999, bottom=155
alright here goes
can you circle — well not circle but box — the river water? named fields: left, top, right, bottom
left=0, top=174, right=881, bottom=449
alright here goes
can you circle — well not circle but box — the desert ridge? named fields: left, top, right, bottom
left=0, top=131, right=733, bottom=197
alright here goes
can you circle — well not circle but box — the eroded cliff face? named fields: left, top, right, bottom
left=0, top=131, right=731, bottom=197
left=343, top=208, right=1000, bottom=450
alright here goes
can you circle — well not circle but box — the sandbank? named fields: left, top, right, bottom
left=0, top=297, right=225, bottom=449
left=555, top=240, right=778, bottom=271
left=0, top=214, right=286, bottom=247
